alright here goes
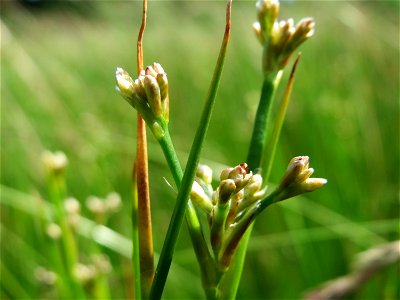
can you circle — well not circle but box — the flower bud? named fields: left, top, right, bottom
left=196, top=164, right=213, bottom=185
left=144, top=75, right=162, bottom=118
left=35, top=267, right=57, bottom=285
left=243, top=174, right=263, bottom=197
left=227, top=163, right=249, bottom=190
left=73, top=263, right=97, bottom=284
left=191, top=181, right=213, bottom=214
left=42, top=150, right=68, bottom=175
left=220, top=167, right=234, bottom=181
left=46, top=223, right=62, bottom=240
left=105, top=192, right=121, bottom=213
left=219, top=179, right=236, bottom=205
left=92, top=254, right=112, bottom=274
left=256, top=0, right=280, bottom=36
left=86, top=196, right=106, bottom=215
left=64, top=197, right=80, bottom=215
left=116, top=68, right=135, bottom=99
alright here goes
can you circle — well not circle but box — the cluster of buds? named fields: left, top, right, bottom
left=209, top=163, right=267, bottom=259
left=64, top=197, right=81, bottom=229
left=46, top=223, right=62, bottom=240
left=72, top=254, right=112, bottom=285
left=253, top=0, right=315, bottom=75
left=116, top=63, right=169, bottom=138
left=85, top=192, right=122, bottom=224
left=191, top=157, right=325, bottom=271
left=190, top=163, right=267, bottom=266
left=41, top=150, right=68, bottom=176
left=34, top=266, right=57, bottom=286
left=275, top=156, right=327, bottom=200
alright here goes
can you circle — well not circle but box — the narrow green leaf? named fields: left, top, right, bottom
left=150, top=1, right=232, bottom=299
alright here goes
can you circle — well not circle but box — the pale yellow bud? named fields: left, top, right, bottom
left=86, top=196, right=106, bottom=215
left=92, top=254, right=112, bottom=274
left=191, top=181, right=213, bottom=214
left=144, top=75, right=162, bottom=118
left=42, top=150, right=68, bottom=174
left=196, top=164, right=213, bottom=185
left=73, top=263, right=97, bottom=284
left=220, top=167, right=234, bottom=181
left=105, top=192, right=121, bottom=212
left=46, top=223, right=62, bottom=240
left=64, top=197, right=80, bottom=215
left=219, top=179, right=236, bottom=204
left=253, top=22, right=265, bottom=44
left=116, top=68, right=135, bottom=99
left=35, top=267, right=57, bottom=285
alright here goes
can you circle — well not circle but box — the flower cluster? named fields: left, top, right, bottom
left=116, top=63, right=169, bottom=138
left=253, top=0, right=315, bottom=74
left=192, top=157, right=326, bottom=271
left=276, top=156, right=327, bottom=200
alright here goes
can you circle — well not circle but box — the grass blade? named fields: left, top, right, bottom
left=150, top=1, right=232, bottom=299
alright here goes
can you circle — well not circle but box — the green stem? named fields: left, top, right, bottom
left=150, top=2, right=231, bottom=298
left=47, top=173, right=86, bottom=299
left=158, top=129, right=183, bottom=183
left=210, top=202, right=230, bottom=259
left=152, top=128, right=215, bottom=299
left=219, top=191, right=279, bottom=273
left=261, top=55, right=301, bottom=181
left=246, top=71, right=282, bottom=172
left=131, top=165, right=142, bottom=300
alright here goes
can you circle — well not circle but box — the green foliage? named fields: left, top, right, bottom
left=1, top=1, right=399, bottom=299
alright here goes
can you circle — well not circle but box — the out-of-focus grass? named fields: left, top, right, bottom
left=1, top=1, right=399, bottom=299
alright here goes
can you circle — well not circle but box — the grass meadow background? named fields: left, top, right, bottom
left=1, top=0, right=399, bottom=299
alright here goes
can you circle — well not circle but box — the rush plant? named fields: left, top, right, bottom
left=115, top=0, right=326, bottom=299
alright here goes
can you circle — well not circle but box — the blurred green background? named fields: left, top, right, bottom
left=1, top=0, right=399, bottom=299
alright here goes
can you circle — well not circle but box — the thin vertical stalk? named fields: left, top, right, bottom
left=246, top=71, right=282, bottom=172
left=47, top=173, right=85, bottom=299
left=131, top=164, right=142, bottom=300
left=157, top=129, right=216, bottom=298
left=150, top=2, right=232, bottom=299
left=135, top=0, right=154, bottom=298
left=261, top=54, right=301, bottom=181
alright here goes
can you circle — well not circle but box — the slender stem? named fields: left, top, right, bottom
left=150, top=2, right=231, bottom=298
left=210, top=202, right=229, bottom=259
left=136, top=116, right=154, bottom=298
left=158, top=130, right=183, bottom=184
left=131, top=164, right=142, bottom=300
left=261, top=54, right=301, bottom=181
left=47, top=173, right=85, bottom=299
left=219, top=191, right=279, bottom=271
left=153, top=128, right=215, bottom=299
left=135, top=0, right=154, bottom=298
left=137, top=0, right=147, bottom=74
left=246, top=71, right=282, bottom=172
